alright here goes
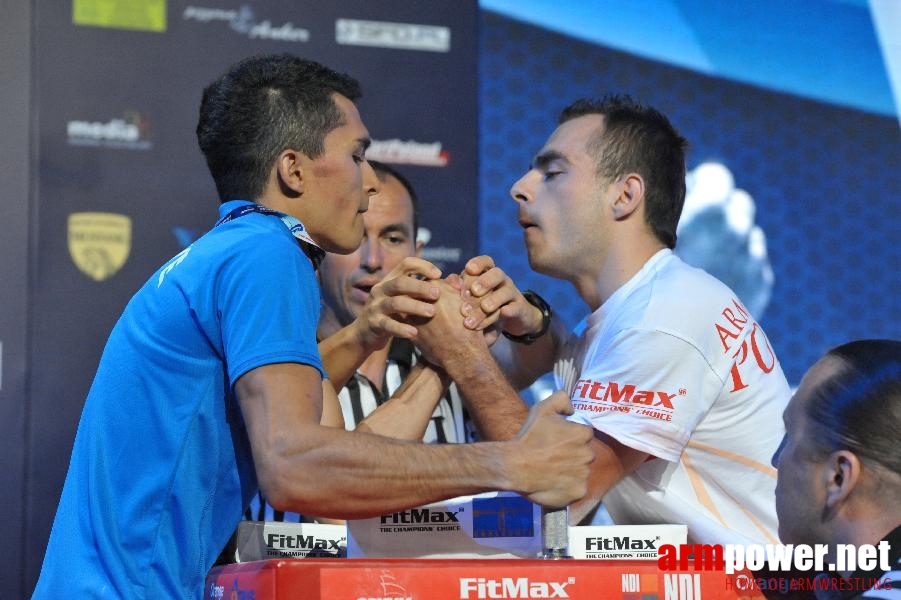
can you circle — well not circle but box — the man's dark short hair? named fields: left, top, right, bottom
left=805, top=339, right=901, bottom=477
left=559, top=95, right=688, bottom=249
left=197, top=54, right=362, bottom=202
left=367, top=160, right=420, bottom=237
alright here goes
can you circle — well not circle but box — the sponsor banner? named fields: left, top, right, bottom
left=207, top=558, right=762, bottom=599
left=421, top=245, right=463, bottom=266
left=569, top=524, right=687, bottom=560
left=367, top=138, right=450, bottom=167
left=73, top=0, right=166, bottom=32
left=230, top=521, right=347, bottom=562
left=347, top=492, right=542, bottom=559
left=66, top=111, right=152, bottom=151
left=336, top=18, right=450, bottom=52
left=181, top=5, right=310, bottom=42
left=417, top=226, right=462, bottom=270
left=67, top=212, right=131, bottom=281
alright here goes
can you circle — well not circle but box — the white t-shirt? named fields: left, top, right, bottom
left=557, top=249, right=790, bottom=546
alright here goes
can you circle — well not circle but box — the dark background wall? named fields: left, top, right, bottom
left=1, top=0, right=33, bottom=594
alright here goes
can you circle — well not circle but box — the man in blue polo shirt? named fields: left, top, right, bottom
left=34, top=54, right=595, bottom=599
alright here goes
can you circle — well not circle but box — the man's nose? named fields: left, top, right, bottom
left=359, top=237, right=382, bottom=271
left=509, top=171, right=534, bottom=204
left=363, top=160, right=380, bottom=197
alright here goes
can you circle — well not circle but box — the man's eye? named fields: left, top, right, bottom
left=385, top=235, right=405, bottom=245
left=544, top=171, right=561, bottom=181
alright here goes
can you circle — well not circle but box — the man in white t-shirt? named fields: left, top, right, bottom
left=412, top=95, right=790, bottom=546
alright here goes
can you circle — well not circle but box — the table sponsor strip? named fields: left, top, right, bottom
left=206, top=558, right=766, bottom=599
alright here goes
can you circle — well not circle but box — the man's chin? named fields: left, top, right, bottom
left=347, top=293, right=369, bottom=311
left=526, top=249, right=550, bottom=275
left=322, top=235, right=363, bottom=255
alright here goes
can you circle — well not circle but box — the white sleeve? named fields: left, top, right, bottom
left=569, top=328, right=716, bottom=462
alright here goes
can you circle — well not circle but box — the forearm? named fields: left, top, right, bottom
left=239, top=363, right=595, bottom=518
left=263, top=425, right=518, bottom=519
left=491, top=317, right=563, bottom=390
left=355, top=362, right=449, bottom=440
left=318, top=323, right=383, bottom=390
left=319, top=380, right=346, bottom=428
left=441, top=346, right=530, bottom=442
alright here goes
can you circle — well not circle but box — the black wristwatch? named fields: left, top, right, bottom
left=502, top=290, right=552, bottom=345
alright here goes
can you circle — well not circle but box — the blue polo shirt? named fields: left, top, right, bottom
left=34, top=201, right=323, bottom=599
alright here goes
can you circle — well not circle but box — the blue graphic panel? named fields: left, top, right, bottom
left=472, top=495, right=535, bottom=538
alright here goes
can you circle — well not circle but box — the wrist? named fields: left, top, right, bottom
left=439, top=342, right=489, bottom=380
left=502, top=290, right=552, bottom=345
left=499, top=439, right=535, bottom=494
left=415, top=357, right=452, bottom=390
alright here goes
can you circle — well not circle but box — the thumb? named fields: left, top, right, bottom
left=539, top=390, right=575, bottom=417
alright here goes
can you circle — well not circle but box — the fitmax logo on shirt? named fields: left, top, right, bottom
left=572, top=379, right=683, bottom=409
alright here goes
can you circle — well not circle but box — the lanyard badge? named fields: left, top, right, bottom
left=215, top=203, right=325, bottom=269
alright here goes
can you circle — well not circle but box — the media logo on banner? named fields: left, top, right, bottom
left=183, top=5, right=309, bottom=42
left=67, top=111, right=152, bottom=151
left=68, top=212, right=131, bottom=281
left=336, top=19, right=450, bottom=52
left=367, top=138, right=450, bottom=167
left=73, top=0, right=166, bottom=32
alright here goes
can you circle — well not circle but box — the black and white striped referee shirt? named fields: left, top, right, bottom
left=245, top=338, right=473, bottom=522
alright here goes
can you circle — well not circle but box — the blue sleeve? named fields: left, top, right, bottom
left=218, top=235, right=323, bottom=386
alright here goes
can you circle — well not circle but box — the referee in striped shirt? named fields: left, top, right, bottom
left=246, top=161, right=473, bottom=523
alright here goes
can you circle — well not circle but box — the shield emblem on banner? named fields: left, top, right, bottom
left=68, top=212, right=132, bottom=281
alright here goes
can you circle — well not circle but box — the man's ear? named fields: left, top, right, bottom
left=414, top=238, right=424, bottom=258
left=276, top=149, right=304, bottom=198
left=823, top=450, right=862, bottom=509
left=611, top=173, right=644, bottom=220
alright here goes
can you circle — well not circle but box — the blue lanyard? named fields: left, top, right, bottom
left=215, top=203, right=325, bottom=269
